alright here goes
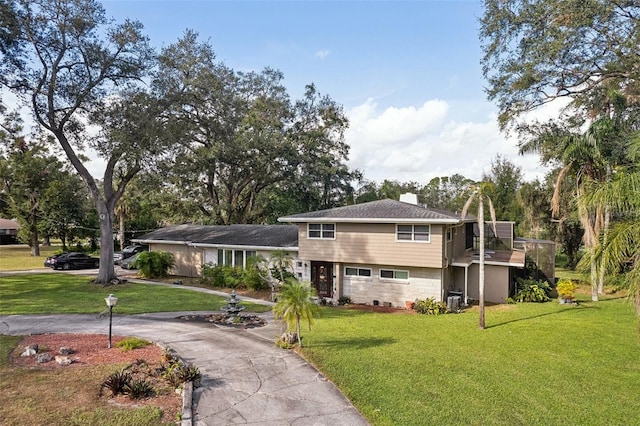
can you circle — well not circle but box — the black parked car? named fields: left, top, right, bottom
left=43, top=253, right=62, bottom=268
left=45, top=252, right=100, bottom=270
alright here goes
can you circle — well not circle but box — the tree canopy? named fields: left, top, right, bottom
left=480, top=0, right=640, bottom=130
left=153, top=31, right=359, bottom=225
left=0, top=0, right=158, bottom=282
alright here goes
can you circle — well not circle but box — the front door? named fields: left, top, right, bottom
left=311, top=261, right=333, bottom=298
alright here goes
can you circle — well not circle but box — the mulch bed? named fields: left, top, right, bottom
left=9, top=333, right=182, bottom=422
left=10, top=333, right=163, bottom=369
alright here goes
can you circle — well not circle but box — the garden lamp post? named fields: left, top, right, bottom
left=104, top=294, right=118, bottom=348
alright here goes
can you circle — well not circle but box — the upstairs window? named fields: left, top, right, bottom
left=308, top=223, right=335, bottom=239
left=396, top=224, right=430, bottom=242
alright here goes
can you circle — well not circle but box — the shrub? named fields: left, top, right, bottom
left=337, top=296, right=352, bottom=305
left=162, top=359, right=202, bottom=388
left=223, top=271, right=242, bottom=289
left=199, top=264, right=248, bottom=289
left=160, top=347, right=176, bottom=364
left=414, top=297, right=448, bottom=315
left=243, top=256, right=270, bottom=291
left=125, top=378, right=154, bottom=399
left=319, top=297, right=334, bottom=306
left=100, top=369, right=132, bottom=396
left=513, top=278, right=551, bottom=303
left=556, top=279, right=579, bottom=299
left=135, top=251, right=175, bottom=279
left=200, top=263, right=226, bottom=287
left=176, top=364, right=202, bottom=387
left=116, top=337, right=150, bottom=352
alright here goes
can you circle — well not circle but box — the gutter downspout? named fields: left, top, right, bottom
left=464, top=265, right=469, bottom=306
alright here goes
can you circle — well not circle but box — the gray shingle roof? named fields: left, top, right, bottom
left=278, top=199, right=466, bottom=223
left=134, top=224, right=298, bottom=248
left=0, top=218, right=20, bottom=229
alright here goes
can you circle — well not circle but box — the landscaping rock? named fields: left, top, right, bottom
left=36, top=353, right=53, bottom=363
left=55, top=355, right=73, bottom=366
left=58, top=346, right=74, bottom=355
left=21, top=344, right=38, bottom=357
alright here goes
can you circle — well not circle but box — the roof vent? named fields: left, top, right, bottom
left=399, top=193, right=419, bottom=205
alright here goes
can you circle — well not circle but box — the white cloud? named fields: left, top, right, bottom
left=315, top=49, right=330, bottom=60
left=345, top=99, right=551, bottom=184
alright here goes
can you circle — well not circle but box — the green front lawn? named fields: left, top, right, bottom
left=0, top=274, right=270, bottom=314
left=302, top=296, right=640, bottom=425
left=0, top=245, right=60, bottom=271
left=2, top=273, right=638, bottom=425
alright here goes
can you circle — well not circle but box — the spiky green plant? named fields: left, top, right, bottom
left=125, top=379, right=154, bottom=399
left=272, top=279, right=320, bottom=347
left=100, top=369, right=132, bottom=396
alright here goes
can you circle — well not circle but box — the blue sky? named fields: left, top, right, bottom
left=100, top=0, right=551, bottom=184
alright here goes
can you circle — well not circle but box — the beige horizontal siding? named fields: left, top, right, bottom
left=298, top=223, right=445, bottom=268
left=150, top=243, right=202, bottom=278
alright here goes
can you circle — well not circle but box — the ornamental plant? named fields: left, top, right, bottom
left=273, top=279, right=320, bottom=348
left=135, top=251, right=175, bottom=279
left=512, top=278, right=551, bottom=303
left=414, top=297, right=448, bottom=315
left=556, top=279, right=579, bottom=300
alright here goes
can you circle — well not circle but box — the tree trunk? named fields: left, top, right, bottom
left=30, top=200, right=40, bottom=257
left=119, top=212, right=125, bottom=251
left=296, top=315, right=302, bottom=347
left=95, top=200, right=117, bottom=284
left=478, top=198, right=485, bottom=330
left=30, top=224, right=40, bottom=256
left=598, top=205, right=611, bottom=294
left=591, top=260, right=598, bottom=302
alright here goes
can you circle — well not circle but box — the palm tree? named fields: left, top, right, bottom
left=461, top=182, right=497, bottom=330
left=521, top=116, right=627, bottom=300
left=272, top=279, right=320, bottom=347
left=552, top=128, right=611, bottom=301
left=580, top=169, right=640, bottom=314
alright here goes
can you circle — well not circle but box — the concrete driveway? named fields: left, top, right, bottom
left=0, top=310, right=368, bottom=425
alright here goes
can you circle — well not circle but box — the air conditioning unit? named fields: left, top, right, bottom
left=447, top=296, right=461, bottom=313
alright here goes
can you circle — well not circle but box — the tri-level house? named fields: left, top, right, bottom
left=278, top=194, right=527, bottom=307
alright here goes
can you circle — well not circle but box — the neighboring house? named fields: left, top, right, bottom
left=278, top=194, right=528, bottom=307
left=0, top=218, right=20, bottom=245
left=133, top=224, right=300, bottom=277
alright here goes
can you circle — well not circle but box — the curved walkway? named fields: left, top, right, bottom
left=0, top=301, right=368, bottom=425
